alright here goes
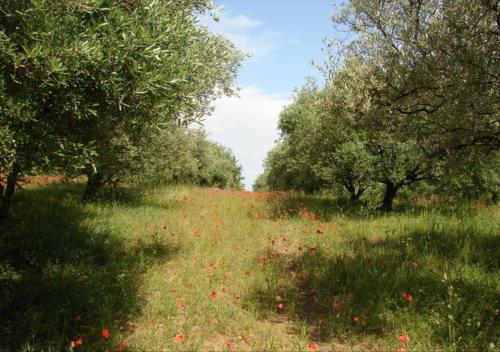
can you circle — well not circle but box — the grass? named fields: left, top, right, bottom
left=0, top=183, right=498, bottom=351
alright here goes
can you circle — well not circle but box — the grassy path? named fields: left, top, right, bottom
left=1, top=185, right=498, bottom=351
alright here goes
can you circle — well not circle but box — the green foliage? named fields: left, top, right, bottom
left=260, top=0, right=499, bottom=209
left=265, top=84, right=328, bottom=193
left=253, top=171, right=270, bottom=192
left=137, top=127, right=243, bottom=190
left=336, top=0, right=499, bottom=148
left=437, top=151, right=500, bottom=202
left=0, top=0, right=243, bottom=212
left=320, top=136, right=375, bottom=200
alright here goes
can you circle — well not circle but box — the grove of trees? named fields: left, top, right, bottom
left=256, top=0, right=499, bottom=210
left=0, top=0, right=243, bottom=220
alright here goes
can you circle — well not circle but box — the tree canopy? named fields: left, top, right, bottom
left=256, top=0, right=499, bottom=210
left=0, top=0, right=243, bottom=218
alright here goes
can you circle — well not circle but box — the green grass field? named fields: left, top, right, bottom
left=1, top=184, right=499, bottom=352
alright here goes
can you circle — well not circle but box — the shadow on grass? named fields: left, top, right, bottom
left=87, top=184, right=182, bottom=212
left=0, top=183, right=178, bottom=351
left=264, top=193, right=480, bottom=221
left=247, top=229, right=499, bottom=350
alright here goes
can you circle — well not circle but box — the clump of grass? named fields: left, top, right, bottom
left=1, top=184, right=498, bottom=351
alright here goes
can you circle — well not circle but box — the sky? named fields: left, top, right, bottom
left=200, top=0, right=343, bottom=190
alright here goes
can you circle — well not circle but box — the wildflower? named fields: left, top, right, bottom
left=353, top=316, right=361, bottom=323
left=101, top=328, right=110, bottom=338
left=398, top=348, right=406, bottom=352
left=316, top=223, right=324, bottom=234
left=222, top=287, right=229, bottom=293
left=307, top=342, right=317, bottom=351
left=224, top=341, right=233, bottom=349
left=346, top=292, right=354, bottom=299
left=75, top=338, right=83, bottom=346
left=175, top=296, right=186, bottom=308
left=118, top=340, right=127, bottom=351
left=277, top=303, right=284, bottom=309
left=399, top=335, right=410, bottom=344
left=210, top=291, right=217, bottom=299
left=175, top=334, right=185, bottom=343
left=400, top=291, right=413, bottom=302
left=75, top=315, right=82, bottom=322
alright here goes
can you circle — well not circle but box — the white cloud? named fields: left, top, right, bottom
left=203, top=87, right=291, bottom=190
left=220, top=14, right=262, bottom=30
left=208, top=125, right=225, bottom=135
left=199, top=12, right=282, bottom=61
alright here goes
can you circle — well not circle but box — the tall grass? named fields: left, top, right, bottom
left=1, top=184, right=498, bottom=351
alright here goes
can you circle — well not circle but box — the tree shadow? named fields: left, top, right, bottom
left=86, top=184, right=182, bottom=212
left=263, top=193, right=480, bottom=221
left=0, top=183, right=179, bottom=351
left=247, top=228, right=499, bottom=350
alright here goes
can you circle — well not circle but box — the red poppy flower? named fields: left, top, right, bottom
left=398, top=348, right=406, bottom=352
left=307, top=342, right=317, bottom=351
left=398, top=335, right=409, bottom=344
left=353, top=316, right=361, bottom=323
left=400, top=291, right=413, bottom=302
left=224, top=341, right=233, bottom=349
left=346, top=292, right=354, bottom=299
left=210, top=291, right=217, bottom=299
left=175, top=334, right=185, bottom=343
left=75, top=338, right=83, bottom=346
left=277, top=303, right=284, bottom=309
left=316, top=223, right=324, bottom=234
left=101, top=328, right=110, bottom=338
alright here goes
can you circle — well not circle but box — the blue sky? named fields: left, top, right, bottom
left=201, top=0, right=343, bottom=189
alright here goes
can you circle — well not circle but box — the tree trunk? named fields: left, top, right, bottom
left=82, top=163, right=102, bottom=201
left=0, top=162, right=20, bottom=221
left=344, top=181, right=362, bottom=202
left=350, top=187, right=366, bottom=202
left=379, top=182, right=399, bottom=212
left=491, top=191, right=498, bottom=204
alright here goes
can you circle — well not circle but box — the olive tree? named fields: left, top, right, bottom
left=0, top=0, right=243, bottom=219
